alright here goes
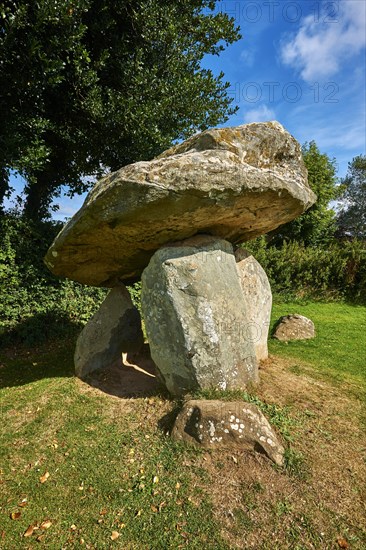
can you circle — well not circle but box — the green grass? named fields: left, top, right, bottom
left=0, top=343, right=228, bottom=549
left=269, top=301, right=366, bottom=397
left=1, top=301, right=366, bottom=548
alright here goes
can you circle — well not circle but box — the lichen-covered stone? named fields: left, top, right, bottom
left=235, top=248, right=272, bottom=362
left=74, top=285, right=143, bottom=378
left=272, top=314, right=315, bottom=341
left=45, top=121, right=315, bottom=287
left=141, top=235, right=258, bottom=396
left=172, top=399, right=285, bottom=465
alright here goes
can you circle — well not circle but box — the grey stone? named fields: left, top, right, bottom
left=45, top=121, right=316, bottom=286
left=272, top=314, right=315, bottom=341
left=171, top=399, right=285, bottom=465
left=235, top=248, right=272, bottom=362
left=74, top=285, right=144, bottom=378
left=141, top=235, right=258, bottom=396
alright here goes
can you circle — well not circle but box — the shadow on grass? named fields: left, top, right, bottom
left=83, top=344, right=169, bottom=399
left=0, top=316, right=169, bottom=400
left=0, top=312, right=80, bottom=388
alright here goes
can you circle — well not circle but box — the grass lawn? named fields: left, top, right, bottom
left=270, top=301, right=366, bottom=400
left=0, top=301, right=365, bottom=549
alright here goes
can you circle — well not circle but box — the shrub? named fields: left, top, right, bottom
left=244, top=238, right=366, bottom=303
left=0, top=212, right=107, bottom=344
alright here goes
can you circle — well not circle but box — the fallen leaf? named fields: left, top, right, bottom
left=70, top=524, right=77, bottom=531
left=24, top=525, right=34, bottom=537
left=175, top=482, right=181, bottom=490
left=150, top=505, right=158, bottom=513
left=40, top=520, right=52, bottom=530
left=111, top=531, right=120, bottom=541
left=153, top=476, right=159, bottom=484
left=36, top=534, right=46, bottom=542
left=135, top=510, right=142, bottom=517
left=19, top=499, right=28, bottom=508
left=10, top=512, right=21, bottom=520
left=337, top=538, right=349, bottom=549
left=99, top=509, right=107, bottom=516
left=39, top=472, right=50, bottom=484
left=231, top=456, right=238, bottom=464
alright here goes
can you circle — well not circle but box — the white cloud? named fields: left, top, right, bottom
left=280, top=0, right=366, bottom=82
left=243, top=104, right=275, bottom=123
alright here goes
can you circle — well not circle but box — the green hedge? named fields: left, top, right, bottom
left=0, top=213, right=107, bottom=344
left=244, top=237, right=366, bottom=303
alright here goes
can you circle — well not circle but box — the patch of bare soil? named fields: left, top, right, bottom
left=198, top=356, right=366, bottom=549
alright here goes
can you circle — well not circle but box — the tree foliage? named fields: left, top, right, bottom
left=337, top=155, right=366, bottom=239
left=270, top=141, right=340, bottom=246
left=0, top=0, right=240, bottom=219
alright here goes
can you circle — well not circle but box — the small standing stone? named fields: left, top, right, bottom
left=74, top=285, right=144, bottom=378
left=272, top=314, right=315, bottom=341
left=235, top=248, right=272, bottom=362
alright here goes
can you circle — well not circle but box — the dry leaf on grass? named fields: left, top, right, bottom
left=23, top=525, right=35, bottom=537
left=111, top=531, right=120, bottom=541
left=337, top=538, right=349, bottom=549
left=10, top=512, right=21, bottom=520
left=18, top=499, right=28, bottom=508
left=40, top=520, right=52, bottom=530
left=39, top=472, right=50, bottom=483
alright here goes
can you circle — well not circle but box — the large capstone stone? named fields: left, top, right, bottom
left=141, top=235, right=258, bottom=396
left=44, top=121, right=316, bottom=286
left=171, top=399, right=285, bottom=465
left=74, top=285, right=144, bottom=378
left=235, top=248, right=272, bottom=362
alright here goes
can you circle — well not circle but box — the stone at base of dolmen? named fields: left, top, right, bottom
left=171, top=399, right=284, bottom=465
left=141, top=235, right=258, bottom=396
left=74, top=285, right=144, bottom=378
left=235, top=248, right=272, bottom=362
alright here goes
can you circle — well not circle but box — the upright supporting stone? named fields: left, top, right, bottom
left=235, top=248, right=272, bottom=362
left=141, top=235, right=258, bottom=396
left=74, top=285, right=144, bottom=378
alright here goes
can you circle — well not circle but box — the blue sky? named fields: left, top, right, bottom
left=7, top=0, right=366, bottom=220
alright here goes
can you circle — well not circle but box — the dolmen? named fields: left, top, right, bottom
left=45, top=121, right=316, bottom=396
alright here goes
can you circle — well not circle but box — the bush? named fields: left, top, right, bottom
left=0, top=212, right=107, bottom=345
left=244, top=238, right=366, bottom=303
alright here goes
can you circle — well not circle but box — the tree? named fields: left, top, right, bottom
left=0, top=0, right=240, bottom=220
left=270, top=141, right=340, bottom=247
left=337, top=155, right=366, bottom=239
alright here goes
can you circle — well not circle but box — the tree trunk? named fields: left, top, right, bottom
left=0, top=167, right=10, bottom=215
left=23, top=171, right=56, bottom=221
